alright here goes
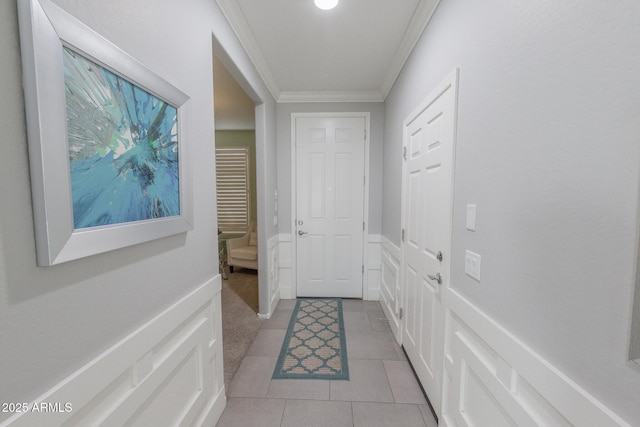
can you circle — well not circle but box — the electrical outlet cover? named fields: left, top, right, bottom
left=465, top=250, right=481, bottom=281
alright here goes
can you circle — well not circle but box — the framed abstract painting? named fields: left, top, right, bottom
left=18, top=0, right=193, bottom=266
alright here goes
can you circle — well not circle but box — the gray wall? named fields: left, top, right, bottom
left=276, top=102, right=384, bottom=235
left=213, top=55, right=256, bottom=131
left=383, top=0, right=640, bottom=422
left=0, top=0, right=277, bottom=418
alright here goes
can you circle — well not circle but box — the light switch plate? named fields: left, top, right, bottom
left=465, top=250, right=481, bottom=281
left=466, top=204, right=477, bottom=231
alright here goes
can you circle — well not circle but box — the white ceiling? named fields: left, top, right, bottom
left=216, top=0, right=440, bottom=102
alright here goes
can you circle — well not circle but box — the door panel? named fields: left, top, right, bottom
left=308, top=235, right=325, bottom=280
left=309, top=153, right=326, bottom=218
left=335, top=153, right=353, bottom=218
left=401, top=72, right=457, bottom=417
left=296, top=116, right=365, bottom=298
left=404, top=265, right=419, bottom=347
left=420, top=278, right=437, bottom=373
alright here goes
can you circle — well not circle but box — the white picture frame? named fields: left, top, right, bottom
left=18, top=0, right=193, bottom=266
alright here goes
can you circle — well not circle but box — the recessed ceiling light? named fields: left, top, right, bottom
left=314, top=0, right=339, bottom=10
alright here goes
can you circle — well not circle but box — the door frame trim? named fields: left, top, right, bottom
left=399, top=68, right=459, bottom=416
left=290, top=112, right=371, bottom=299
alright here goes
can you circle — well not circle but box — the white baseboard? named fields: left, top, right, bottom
left=441, top=288, right=631, bottom=427
left=1, top=276, right=225, bottom=427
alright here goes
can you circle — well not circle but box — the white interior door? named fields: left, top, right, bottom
left=295, top=116, right=365, bottom=298
left=401, top=70, right=458, bottom=416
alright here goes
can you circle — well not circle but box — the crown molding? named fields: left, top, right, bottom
left=217, top=0, right=440, bottom=103
left=277, top=91, right=384, bottom=103
left=216, top=0, right=281, bottom=100
left=379, top=0, right=441, bottom=99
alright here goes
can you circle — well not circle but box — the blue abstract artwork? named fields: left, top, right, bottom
left=63, top=47, right=180, bottom=229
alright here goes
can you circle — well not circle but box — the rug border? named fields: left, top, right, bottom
left=272, top=297, right=349, bottom=380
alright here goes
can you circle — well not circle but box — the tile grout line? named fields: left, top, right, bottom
left=350, top=401, right=355, bottom=427
left=279, top=398, right=287, bottom=427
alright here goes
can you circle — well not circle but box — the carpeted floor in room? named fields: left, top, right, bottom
left=221, top=268, right=263, bottom=394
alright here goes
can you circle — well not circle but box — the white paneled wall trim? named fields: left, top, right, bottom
left=377, top=239, right=631, bottom=425
left=365, top=234, right=382, bottom=301
left=278, top=233, right=293, bottom=299
left=379, top=236, right=402, bottom=341
left=277, top=233, right=382, bottom=301
left=441, top=288, right=632, bottom=427
left=0, top=277, right=225, bottom=427
left=260, top=233, right=281, bottom=319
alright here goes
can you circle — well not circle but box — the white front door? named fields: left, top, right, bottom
left=401, top=70, right=458, bottom=416
left=295, top=116, right=365, bottom=298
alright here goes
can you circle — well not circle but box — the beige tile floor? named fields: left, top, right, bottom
left=216, top=299, right=438, bottom=427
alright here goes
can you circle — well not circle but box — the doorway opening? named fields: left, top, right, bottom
left=214, top=54, right=258, bottom=309
left=212, top=52, right=263, bottom=393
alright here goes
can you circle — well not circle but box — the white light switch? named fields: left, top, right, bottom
left=466, top=204, right=477, bottom=231
left=465, top=250, right=481, bottom=281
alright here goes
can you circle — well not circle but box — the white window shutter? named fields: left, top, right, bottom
left=215, top=147, right=250, bottom=233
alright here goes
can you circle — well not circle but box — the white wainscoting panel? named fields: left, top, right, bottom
left=1, top=277, right=226, bottom=427
left=278, top=233, right=293, bottom=299
left=365, top=234, right=382, bottom=301
left=379, top=236, right=402, bottom=342
left=266, top=233, right=281, bottom=316
left=277, top=233, right=381, bottom=301
left=441, top=288, right=631, bottom=427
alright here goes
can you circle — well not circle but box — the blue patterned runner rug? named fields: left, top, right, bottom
left=272, top=298, right=349, bottom=380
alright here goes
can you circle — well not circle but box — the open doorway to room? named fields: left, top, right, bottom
left=212, top=53, right=262, bottom=393
left=214, top=53, right=258, bottom=312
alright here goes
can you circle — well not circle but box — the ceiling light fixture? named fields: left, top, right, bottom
left=314, top=0, right=338, bottom=10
